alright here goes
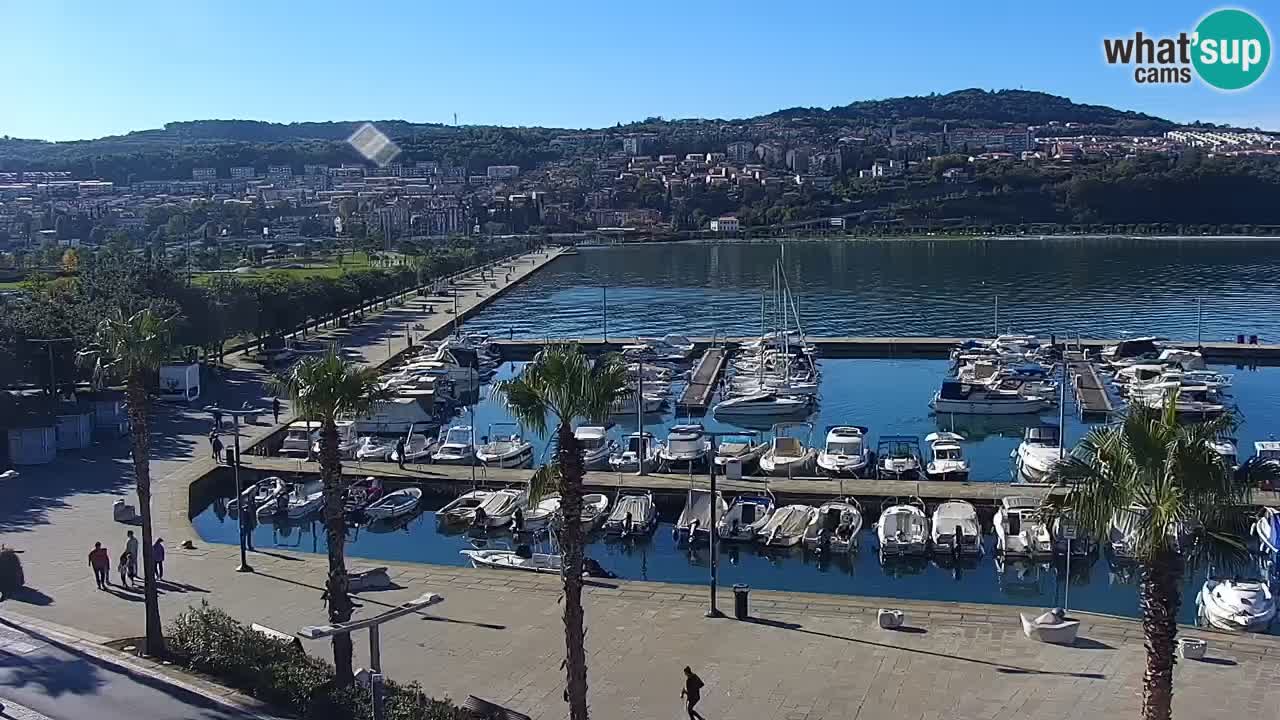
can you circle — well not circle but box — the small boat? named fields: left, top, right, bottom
left=759, top=422, right=817, bottom=477
left=473, top=488, right=527, bottom=528
left=1255, top=507, right=1280, bottom=555
left=575, top=426, right=617, bottom=470
left=437, top=489, right=492, bottom=526
left=816, top=426, right=873, bottom=477
left=931, top=378, right=1049, bottom=415
left=675, top=488, right=727, bottom=540
left=432, top=425, right=476, bottom=465
left=391, top=430, right=438, bottom=464
left=279, top=421, right=322, bottom=457
left=228, top=476, right=285, bottom=514
left=876, top=436, right=923, bottom=480
left=930, top=500, right=982, bottom=556
left=355, top=436, right=396, bottom=461
left=659, top=424, right=711, bottom=471
left=718, top=495, right=775, bottom=541
left=567, top=493, right=610, bottom=531
left=712, top=433, right=767, bottom=472
left=1102, top=336, right=1162, bottom=368
left=363, top=487, right=422, bottom=522
left=803, top=499, right=863, bottom=553
left=460, top=549, right=562, bottom=574
left=1129, top=382, right=1226, bottom=417
left=1013, top=426, right=1062, bottom=484
left=604, top=491, right=658, bottom=536
left=1198, top=578, right=1276, bottom=632
left=712, top=391, right=809, bottom=418
left=924, top=432, right=969, bottom=481
left=521, top=495, right=562, bottom=532
left=259, top=482, right=324, bottom=520
left=1051, top=511, right=1094, bottom=557
left=876, top=498, right=929, bottom=556
left=759, top=505, right=817, bottom=547
left=343, top=476, right=384, bottom=514
left=608, top=432, right=659, bottom=473
left=994, top=496, right=1052, bottom=557
left=475, top=424, right=534, bottom=468
left=310, top=420, right=360, bottom=458
left=608, top=394, right=665, bottom=415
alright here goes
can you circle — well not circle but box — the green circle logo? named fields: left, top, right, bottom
left=1192, top=8, right=1271, bottom=90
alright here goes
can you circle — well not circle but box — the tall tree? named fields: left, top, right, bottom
left=84, top=308, right=176, bottom=657
left=272, top=348, right=387, bottom=685
left=1048, top=395, right=1268, bottom=720
left=494, top=347, right=631, bottom=720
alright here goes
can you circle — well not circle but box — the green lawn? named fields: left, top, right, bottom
left=192, top=252, right=383, bottom=284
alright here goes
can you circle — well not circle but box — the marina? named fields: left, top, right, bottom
left=676, top=347, right=727, bottom=411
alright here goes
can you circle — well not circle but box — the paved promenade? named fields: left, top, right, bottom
left=3, top=247, right=1279, bottom=719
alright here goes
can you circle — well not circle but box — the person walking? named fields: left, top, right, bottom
left=153, top=538, right=165, bottom=580
left=88, top=542, right=111, bottom=590
left=395, top=437, right=406, bottom=470
left=210, top=432, right=224, bottom=463
left=211, top=407, right=223, bottom=431
left=272, top=396, right=281, bottom=424
left=117, top=549, right=131, bottom=588
left=680, top=666, right=705, bottom=720
left=125, top=530, right=139, bottom=583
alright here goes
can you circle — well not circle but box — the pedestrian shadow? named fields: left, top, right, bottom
left=1193, top=656, right=1238, bottom=667
left=3, top=587, right=54, bottom=607
left=103, top=587, right=145, bottom=602
left=156, top=580, right=209, bottom=594
left=249, top=550, right=304, bottom=562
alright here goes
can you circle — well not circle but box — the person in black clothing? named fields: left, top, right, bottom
left=680, top=666, right=705, bottom=720
left=211, top=407, right=223, bottom=431
left=210, top=433, right=224, bottom=462
left=395, top=437, right=406, bottom=470
left=272, top=397, right=281, bottom=424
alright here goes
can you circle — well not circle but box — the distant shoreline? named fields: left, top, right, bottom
left=574, top=233, right=1280, bottom=248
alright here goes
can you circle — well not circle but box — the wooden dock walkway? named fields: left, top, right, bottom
left=1067, top=355, right=1115, bottom=418
left=677, top=347, right=727, bottom=411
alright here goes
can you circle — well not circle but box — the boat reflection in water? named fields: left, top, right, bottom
left=933, top=413, right=1043, bottom=442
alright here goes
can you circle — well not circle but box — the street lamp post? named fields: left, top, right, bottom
left=218, top=406, right=263, bottom=573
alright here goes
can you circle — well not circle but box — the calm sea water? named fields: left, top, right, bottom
left=461, top=238, right=1280, bottom=341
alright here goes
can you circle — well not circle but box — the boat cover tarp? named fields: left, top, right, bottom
left=763, top=506, right=811, bottom=537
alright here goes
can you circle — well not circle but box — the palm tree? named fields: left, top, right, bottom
left=272, top=347, right=388, bottom=685
left=1047, top=394, right=1264, bottom=720
left=87, top=307, right=176, bottom=657
left=494, top=346, right=631, bottom=720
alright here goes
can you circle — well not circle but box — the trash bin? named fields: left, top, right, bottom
left=733, top=584, right=750, bottom=620
left=225, top=448, right=237, bottom=466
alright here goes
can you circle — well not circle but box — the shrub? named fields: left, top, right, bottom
left=0, top=547, right=23, bottom=599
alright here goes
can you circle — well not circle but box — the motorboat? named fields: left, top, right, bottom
left=758, top=422, right=817, bottom=476
left=1198, top=578, right=1276, bottom=632
left=608, top=432, right=659, bottom=473
left=460, top=549, right=561, bottom=574
left=1102, top=336, right=1162, bottom=368
left=1250, top=442, right=1280, bottom=491
left=1113, top=364, right=1168, bottom=391
left=279, top=421, right=322, bottom=457
left=437, top=489, right=492, bottom=526
left=354, top=435, right=396, bottom=461
left=604, top=491, right=658, bottom=536
left=924, top=432, right=969, bottom=481
left=816, top=426, right=873, bottom=478
left=931, top=500, right=982, bottom=556
left=1158, top=348, right=1206, bottom=371
left=712, top=433, right=767, bottom=473
left=1254, top=507, right=1280, bottom=555
left=363, top=487, right=422, bottom=522
left=260, top=482, right=324, bottom=520
left=475, top=424, right=534, bottom=468
left=876, top=436, right=923, bottom=480
left=659, top=424, right=711, bottom=471
left=342, top=476, right=384, bottom=514
left=228, top=476, right=286, bottom=514
left=608, top=394, right=665, bottom=415
left=521, top=495, right=562, bottom=532
left=473, top=488, right=527, bottom=528
left=1182, top=370, right=1232, bottom=393
left=431, top=425, right=476, bottom=465
left=390, top=430, right=438, bottom=464
left=718, top=495, right=775, bottom=541
left=635, top=333, right=696, bottom=359
left=1013, top=426, right=1062, bottom=484
left=759, top=505, right=817, bottom=547
left=1129, top=382, right=1226, bottom=417
left=1051, top=512, right=1095, bottom=557
left=712, top=391, right=809, bottom=418
left=803, top=499, right=862, bottom=553
left=931, top=378, right=1049, bottom=415
left=675, top=488, right=727, bottom=540
left=994, top=496, right=1052, bottom=557
left=876, top=499, right=929, bottom=556
left=357, top=391, right=443, bottom=434
left=1211, top=437, right=1239, bottom=474
left=567, top=493, right=610, bottom=531
left=574, top=426, right=616, bottom=470
left=309, top=420, right=360, bottom=458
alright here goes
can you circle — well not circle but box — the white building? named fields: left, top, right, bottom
left=229, top=166, right=256, bottom=180
left=192, top=167, right=217, bottom=181
left=710, top=216, right=739, bottom=233
left=486, top=165, right=520, bottom=179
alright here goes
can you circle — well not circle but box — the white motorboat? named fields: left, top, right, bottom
left=473, top=488, right=527, bottom=528
left=931, top=500, right=982, bottom=556
left=924, top=432, right=969, bottom=481
left=604, top=491, right=658, bottom=536
left=675, top=488, right=727, bottom=540
left=437, top=489, right=492, bottom=525
left=228, top=476, right=286, bottom=514
left=355, top=435, right=396, bottom=461
left=816, top=426, right=873, bottom=477
left=608, top=394, right=665, bottom=415
left=759, top=422, right=817, bottom=476
left=713, top=391, right=809, bottom=418
left=995, top=496, right=1052, bottom=557
left=876, top=436, right=923, bottom=480
left=432, top=425, right=476, bottom=465
left=1129, top=382, right=1226, bottom=417
left=391, top=430, right=438, bottom=464
left=608, top=432, right=659, bottom=473
left=1014, top=426, right=1062, bottom=484
left=803, top=499, right=862, bottom=553
left=1158, top=348, right=1206, bottom=371
left=475, top=424, right=533, bottom=469
left=759, top=504, right=817, bottom=547
left=357, top=391, right=442, bottom=435
left=575, top=426, right=616, bottom=470
left=658, top=424, right=711, bottom=471
left=460, top=549, right=561, bottom=574
left=1198, top=578, right=1276, bottom=632
left=1255, top=507, right=1280, bottom=555
left=363, top=487, right=422, bottom=522
left=260, top=482, right=324, bottom=520
left=279, top=421, right=322, bottom=457
left=307, top=420, right=359, bottom=459
left=931, top=378, right=1049, bottom=415
left=1102, top=336, right=1162, bottom=368
left=567, top=493, right=610, bottom=531
left=1114, top=363, right=1168, bottom=390
left=876, top=499, right=929, bottom=556
left=712, top=433, right=767, bottom=472
left=1182, top=370, right=1232, bottom=393
left=521, top=495, right=562, bottom=532
left=718, top=495, right=775, bottom=541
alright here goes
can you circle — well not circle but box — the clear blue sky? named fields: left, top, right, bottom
left=4, top=0, right=1276, bottom=140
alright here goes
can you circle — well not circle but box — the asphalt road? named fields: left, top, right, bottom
left=0, top=620, right=263, bottom=720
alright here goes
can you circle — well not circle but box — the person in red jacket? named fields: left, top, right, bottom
left=88, top=542, right=110, bottom=590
